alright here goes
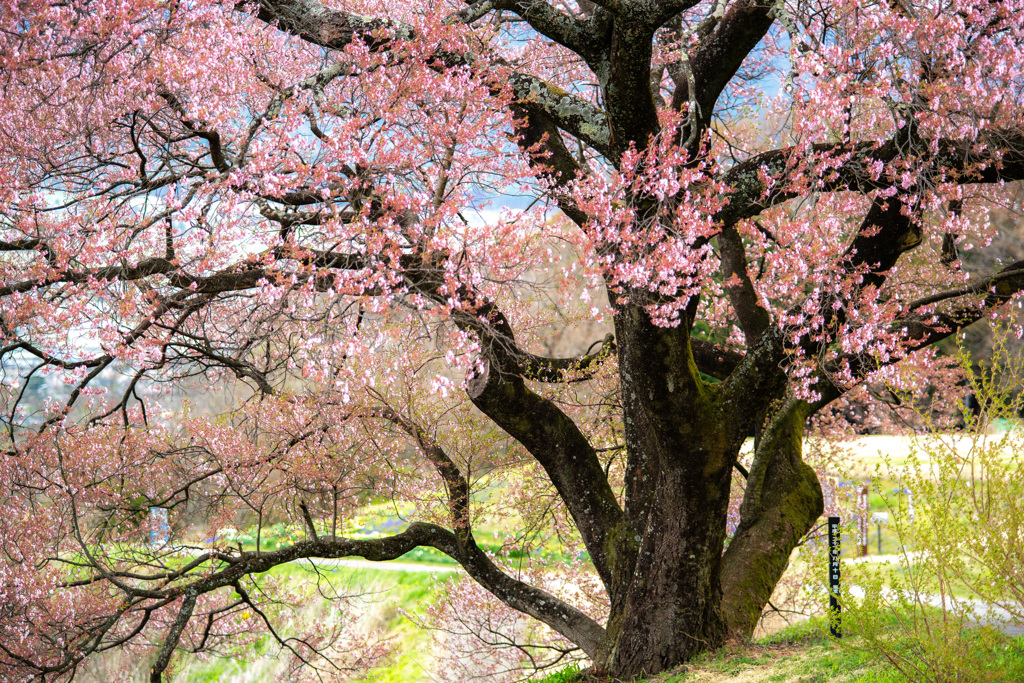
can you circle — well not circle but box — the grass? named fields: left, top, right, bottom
left=645, top=623, right=899, bottom=683
left=161, top=563, right=456, bottom=683
left=530, top=619, right=899, bottom=683
left=644, top=615, right=1024, bottom=683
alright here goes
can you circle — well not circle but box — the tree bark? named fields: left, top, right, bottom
left=720, top=399, right=825, bottom=638
left=597, top=457, right=733, bottom=678
left=590, top=305, right=742, bottom=679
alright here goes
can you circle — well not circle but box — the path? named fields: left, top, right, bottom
left=300, top=557, right=461, bottom=574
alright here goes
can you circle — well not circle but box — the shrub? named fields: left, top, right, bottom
left=845, top=329, right=1024, bottom=682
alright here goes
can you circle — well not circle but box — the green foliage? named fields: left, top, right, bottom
left=534, top=662, right=582, bottom=683
left=844, top=329, right=1024, bottom=682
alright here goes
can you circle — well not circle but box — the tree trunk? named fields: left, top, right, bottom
left=593, top=398, right=824, bottom=678
left=596, top=456, right=733, bottom=678
left=594, top=306, right=741, bottom=679
left=720, top=399, right=824, bottom=637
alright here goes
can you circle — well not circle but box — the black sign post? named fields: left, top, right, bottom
left=828, top=516, right=842, bottom=638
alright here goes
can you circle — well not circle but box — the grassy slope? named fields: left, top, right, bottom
left=646, top=616, right=1024, bottom=683
left=656, top=621, right=902, bottom=683
left=166, top=565, right=454, bottom=683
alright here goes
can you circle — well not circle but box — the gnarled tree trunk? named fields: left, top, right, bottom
left=721, top=400, right=825, bottom=638
left=593, top=395, right=823, bottom=678
left=597, top=457, right=733, bottom=677
left=588, top=307, right=753, bottom=678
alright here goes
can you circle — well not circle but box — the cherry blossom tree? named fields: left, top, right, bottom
left=2, top=0, right=1024, bottom=679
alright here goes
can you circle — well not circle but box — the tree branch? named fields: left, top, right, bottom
left=718, top=225, right=771, bottom=342
left=846, top=260, right=1024, bottom=387
left=675, top=0, right=773, bottom=134
left=466, top=356, right=627, bottom=589
left=149, top=592, right=196, bottom=683
left=717, top=136, right=1024, bottom=227
left=493, top=0, right=604, bottom=59
left=515, top=333, right=617, bottom=382
left=247, top=0, right=613, bottom=158
left=508, top=102, right=592, bottom=226
left=127, top=524, right=606, bottom=658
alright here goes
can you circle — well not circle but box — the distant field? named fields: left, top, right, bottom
left=805, top=431, right=1022, bottom=478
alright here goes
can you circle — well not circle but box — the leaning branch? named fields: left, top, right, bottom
left=125, top=524, right=606, bottom=659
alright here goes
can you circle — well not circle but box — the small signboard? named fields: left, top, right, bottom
left=150, top=507, right=170, bottom=548
left=828, top=515, right=841, bottom=638
left=858, top=486, right=869, bottom=556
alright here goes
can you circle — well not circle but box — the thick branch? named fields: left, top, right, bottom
left=788, top=194, right=922, bottom=360
left=158, top=91, right=231, bottom=172
left=494, top=0, right=604, bottom=59
left=602, top=21, right=659, bottom=158
left=720, top=195, right=923, bottom=424
left=376, top=406, right=611, bottom=656
left=0, top=238, right=57, bottom=266
left=516, top=333, right=617, bottom=382
left=506, top=73, right=613, bottom=160
left=152, top=524, right=605, bottom=657
left=674, top=0, right=773, bottom=132
left=374, top=407, right=471, bottom=538
left=842, top=194, right=923, bottom=287
left=652, top=0, right=705, bottom=25
left=717, top=136, right=1024, bottom=227
left=509, top=102, right=591, bottom=226
left=466, top=357, right=626, bottom=589
left=249, top=0, right=414, bottom=50
left=718, top=225, right=771, bottom=342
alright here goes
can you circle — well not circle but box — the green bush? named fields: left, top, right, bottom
left=844, top=330, right=1024, bottom=682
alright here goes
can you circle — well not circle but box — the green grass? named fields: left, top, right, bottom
left=645, top=615, right=1024, bottom=683
left=535, top=662, right=583, bottom=682
left=165, top=563, right=455, bottom=683
left=654, top=631, right=891, bottom=682
left=532, top=618, right=900, bottom=683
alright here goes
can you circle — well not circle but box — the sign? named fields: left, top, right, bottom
left=150, top=507, right=170, bottom=548
left=858, top=486, right=869, bottom=556
left=828, top=515, right=841, bottom=638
